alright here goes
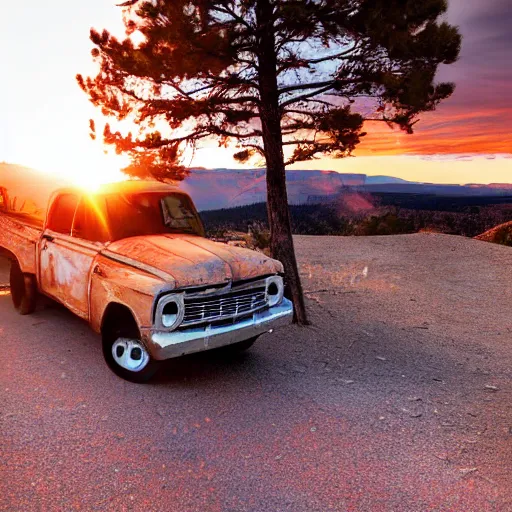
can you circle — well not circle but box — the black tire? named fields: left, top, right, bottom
left=9, top=261, right=37, bottom=315
left=218, top=335, right=259, bottom=355
left=102, top=310, right=160, bottom=383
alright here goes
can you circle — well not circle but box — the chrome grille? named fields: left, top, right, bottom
left=182, top=286, right=267, bottom=326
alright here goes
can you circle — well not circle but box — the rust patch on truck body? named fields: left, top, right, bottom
left=105, top=234, right=282, bottom=289
left=88, top=254, right=176, bottom=334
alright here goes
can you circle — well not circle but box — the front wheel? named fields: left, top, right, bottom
left=102, top=316, right=160, bottom=383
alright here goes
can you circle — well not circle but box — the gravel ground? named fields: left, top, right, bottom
left=0, top=233, right=511, bottom=511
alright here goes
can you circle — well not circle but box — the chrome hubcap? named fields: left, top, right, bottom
left=112, top=338, right=150, bottom=372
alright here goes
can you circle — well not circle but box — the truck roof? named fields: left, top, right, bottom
left=97, top=180, right=182, bottom=195
left=53, top=180, right=184, bottom=198
left=1, top=176, right=188, bottom=228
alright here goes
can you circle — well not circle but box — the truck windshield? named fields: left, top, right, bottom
left=105, top=192, right=205, bottom=241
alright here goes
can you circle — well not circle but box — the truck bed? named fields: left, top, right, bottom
left=0, top=213, right=41, bottom=274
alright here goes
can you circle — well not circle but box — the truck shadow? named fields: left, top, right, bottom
left=156, top=347, right=261, bottom=385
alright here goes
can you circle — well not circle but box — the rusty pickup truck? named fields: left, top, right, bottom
left=0, top=180, right=293, bottom=382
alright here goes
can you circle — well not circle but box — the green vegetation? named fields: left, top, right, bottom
left=202, top=195, right=512, bottom=240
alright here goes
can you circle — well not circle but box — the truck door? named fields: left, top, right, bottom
left=38, top=193, right=105, bottom=320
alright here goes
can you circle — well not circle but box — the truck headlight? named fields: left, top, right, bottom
left=266, top=276, right=284, bottom=307
left=157, top=294, right=184, bottom=330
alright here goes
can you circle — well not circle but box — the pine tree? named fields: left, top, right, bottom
left=77, top=0, right=461, bottom=324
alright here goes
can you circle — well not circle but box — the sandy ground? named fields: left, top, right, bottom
left=0, top=233, right=511, bottom=511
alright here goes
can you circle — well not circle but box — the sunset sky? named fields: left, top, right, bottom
left=1, top=0, right=511, bottom=186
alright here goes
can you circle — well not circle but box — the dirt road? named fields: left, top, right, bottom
left=1, top=234, right=511, bottom=511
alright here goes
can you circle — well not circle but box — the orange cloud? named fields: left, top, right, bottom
left=356, top=106, right=512, bottom=156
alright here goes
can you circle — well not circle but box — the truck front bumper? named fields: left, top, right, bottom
left=145, top=298, right=294, bottom=360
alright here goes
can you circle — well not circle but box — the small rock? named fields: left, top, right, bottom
left=459, top=467, right=478, bottom=477
left=484, top=385, right=499, bottom=392
left=376, top=356, right=387, bottom=361
left=310, top=427, right=317, bottom=432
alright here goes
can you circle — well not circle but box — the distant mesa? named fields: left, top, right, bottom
left=181, top=169, right=367, bottom=210
left=365, top=175, right=413, bottom=185
left=180, top=168, right=512, bottom=211
left=488, top=183, right=512, bottom=189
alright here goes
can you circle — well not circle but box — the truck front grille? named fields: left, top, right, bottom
left=182, top=287, right=267, bottom=326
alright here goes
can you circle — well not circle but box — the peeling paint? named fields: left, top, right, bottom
left=0, top=214, right=39, bottom=273
left=106, top=234, right=282, bottom=288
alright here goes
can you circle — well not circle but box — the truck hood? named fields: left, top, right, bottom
left=103, top=234, right=283, bottom=289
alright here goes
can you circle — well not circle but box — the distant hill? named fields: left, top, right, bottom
left=475, top=221, right=512, bottom=247
left=180, top=169, right=368, bottom=210
left=179, top=168, right=512, bottom=211
left=365, top=175, right=413, bottom=185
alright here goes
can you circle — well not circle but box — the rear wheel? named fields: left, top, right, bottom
left=9, top=261, right=37, bottom=315
left=102, top=309, right=160, bottom=383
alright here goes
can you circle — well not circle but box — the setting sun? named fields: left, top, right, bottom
left=21, top=133, right=129, bottom=190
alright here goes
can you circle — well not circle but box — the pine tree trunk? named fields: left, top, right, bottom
left=256, top=0, right=309, bottom=325
left=263, top=130, right=309, bottom=325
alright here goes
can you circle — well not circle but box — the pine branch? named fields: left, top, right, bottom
left=240, top=143, right=265, bottom=155
left=279, top=80, right=337, bottom=95
left=280, top=83, right=340, bottom=108
left=282, top=140, right=317, bottom=146
left=212, top=5, right=254, bottom=32
left=209, top=127, right=262, bottom=139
